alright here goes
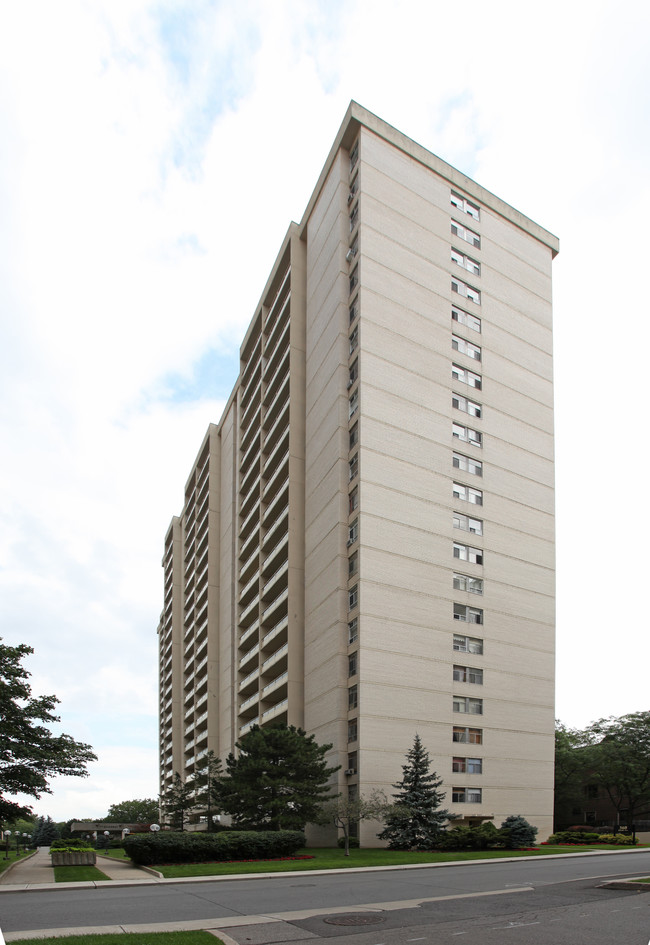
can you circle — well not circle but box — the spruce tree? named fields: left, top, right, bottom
left=378, top=734, right=452, bottom=849
left=192, top=751, right=223, bottom=830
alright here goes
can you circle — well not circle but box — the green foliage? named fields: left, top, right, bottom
left=319, top=790, right=386, bottom=854
left=161, top=773, right=194, bottom=831
left=547, top=830, right=601, bottom=844
left=438, top=821, right=503, bottom=851
left=192, top=751, right=223, bottom=830
left=596, top=833, right=638, bottom=845
left=378, top=734, right=452, bottom=850
left=500, top=815, right=538, bottom=849
left=123, top=829, right=305, bottom=865
left=0, top=640, right=97, bottom=820
left=31, top=814, right=60, bottom=845
left=50, top=838, right=94, bottom=851
left=217, top=724, right=339, bottom=831
left=585, top=712, right=650, bottom=826
left=102, top=798, right=160, bottom=824
left=337, top=836, right=360, bottom=848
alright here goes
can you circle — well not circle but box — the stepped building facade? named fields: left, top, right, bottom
left=158, top=102, right=558, bottom=843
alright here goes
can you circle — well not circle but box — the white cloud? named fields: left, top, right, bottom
left=1, top=0, right=649, bottom=818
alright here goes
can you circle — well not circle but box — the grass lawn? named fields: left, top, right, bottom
left=151, top=844, right=647, bottom=878
left=98, top=848, right=130, bottom=860
left=9, top=934, right=221, bottom=945
left=0, top=850, right=31, bottom=876
left=54, top=864, right=112, bottom=882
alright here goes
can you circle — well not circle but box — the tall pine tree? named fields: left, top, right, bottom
left=192, top=751, right=223, bottom=830
left=217, top=723, right=339, bottom=830
left=378, top=734, right=452, bottom=849
left=161, top=772, right=194, bottom=831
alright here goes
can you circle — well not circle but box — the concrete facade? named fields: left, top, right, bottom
left=157, top=102, right=558, bottom=843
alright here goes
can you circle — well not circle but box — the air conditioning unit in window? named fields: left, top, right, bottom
left=344, top=768, right=357, bottom=775
left=347, top=538, right=354, bottom=547
left=346, top=248, right=355, bottom=262
left=347, top=192, right=355, bottom=204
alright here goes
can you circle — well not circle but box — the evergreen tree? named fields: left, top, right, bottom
left=500, top=814, right=538, bottom=849
left=31, top=815, right=60, bottom=846
left=161, top=773, right=194, bottom=831
left=378, top=734, right=452, bottom=849
left=217, top=723, right=339, bottom=830
left=192, top=751, right=223, bottom=830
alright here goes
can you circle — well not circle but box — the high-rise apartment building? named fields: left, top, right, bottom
left=158, top=102, right=558, bottom=843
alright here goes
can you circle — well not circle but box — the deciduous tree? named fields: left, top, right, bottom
left=217, top=723, right=339, bottom=830
left=0, top=639, right=96, bottom=820
left=102, top=798, right=160, bottom=824
left=319, top=790, right=387, bottom=855
left=586, top=712, right=650, bottom=828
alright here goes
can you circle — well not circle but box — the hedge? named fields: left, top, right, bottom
left=122, top=830, right=305, bottom=865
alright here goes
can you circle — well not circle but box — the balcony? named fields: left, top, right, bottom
left=239, top=668, right=260, bottom=695
left=239, top=619, right=260, bottom=649
left=240, top=692, right=259, bottom=715
left=262, top=484, right=289, bottom=529
left=262, top=670, right=288, bottom=698
left=239, top=570, right=260, bottom=607
left=261, top=587, right=289, bottom=627
left=262, top=560, right=289, bottom=602
left=239, top=593, right=260, bottom=628
left=239, top=643, right=259, bottom=671
left=262, top=511, right=288, bottom=554
left=261, top=614, right=288, bottom=651
left=261, top=535, right=288, bottom=579
left=263, top=393, right=290, bottom=447
left=262, top=698, right=288, bottom=722
left=262, top=642, right=288, bottom=673
left=239, top=716, right=259, bottom=736
left=239, top=522, right=261, bottom=563
left=240, top=498, right=261, bottom=540
left=240, top=430, right=260, bottom=474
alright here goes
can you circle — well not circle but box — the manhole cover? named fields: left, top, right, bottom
left=324, top=915, right=385, bottom=927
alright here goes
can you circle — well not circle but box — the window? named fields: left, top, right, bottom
left=350, top=141, right=359, bottom=172
left=348, top=617, right=358, bottom=644
left=453, top=452, right=483, bottom=476
left=453, top=542, right=483, bottom=565
left=452, top=393, right=481, bottom=418
left=349, top=390, right=359, bottom=419
left=453, top=665, right=484, bottom=685
left=453, top=575, right=484, bottom=596
left=349, top=325, right=359, bottom=354
left=348, top=551, right=358, bottom=576
left=349, top=453, right=359, bottom=481
left=450, top=191, right=480, bottom=221
left=348, top=718, right=358, bottom=742
left=451, top=277, right=480, bottom=304
left=347, top=237, right=359, bottom=263
left=349, top=174, right=359, bottom=198
left=452, top=305, right=481, bottom=333
left=452, top=787, right=482, bottom=803
left=349, top=300, right=358, bottom=324
left=348, top=359, right=359, bottom=387
left=453, top=483, right=483, bottom=505
left=452, top=364, right=482, bottom=389
left=453, top=726, right=482, bottom=744
left=452, top=335, right=482, bottom=361
left=453, top=757, right=482, bottom=774
left=454, top=603, right=484, bottom=624
left=348, top=517, right=358, bottom=545
left=347, top=751, right=358, bottom=773
left=348, top=584, right=358, bottom=610
left=349, top=486, right=359, bottom=513
left=451, top=248, right=480, bottom=276
left=453, top=696, right=483, bottom=714
left=453, top=511, right=483, bottom=535
left=348, top=652, right=358, bottom=677
left=348, top=684, right=358, bottom=709
left=451, top=220, right=480, bottom=248
left=453, top=632, right=484, bottom=653
left=452, top=423, right=482, bottom=447
left=349, top=266, right=359, bottom=294
left=350, top=204, right=359, bottom=232
left=349, top=423, right=358, bottom=449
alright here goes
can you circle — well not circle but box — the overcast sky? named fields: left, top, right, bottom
left=1, top=0, right=648, bottom=823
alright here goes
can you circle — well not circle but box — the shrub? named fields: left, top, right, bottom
left=50, top=839, right=94, bottom=851
left=337, top=837, right=360, bottom=849
left=500, top=815, right=538, bottom=849
left=548, top=831, right=601, bottom=844
left=598, top=833, right=638, bottom=845
left=122, top=830, right=305, bottom=866
left=438, top=822, right=504, bottom=851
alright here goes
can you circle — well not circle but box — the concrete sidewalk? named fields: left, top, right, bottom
left=0, top=846, right=153, bottom=888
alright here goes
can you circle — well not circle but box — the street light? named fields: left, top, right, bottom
left=103, top=830, right=110, bottom=850
left=3, top=830, right=12, bottom=860
left=150, top=824, right=160, bottom=832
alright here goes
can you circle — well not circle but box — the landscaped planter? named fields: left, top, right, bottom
left=51, top=851, right=97, bottom=866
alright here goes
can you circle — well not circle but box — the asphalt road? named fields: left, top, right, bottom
left=1, top=851, right=650, bottom=943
